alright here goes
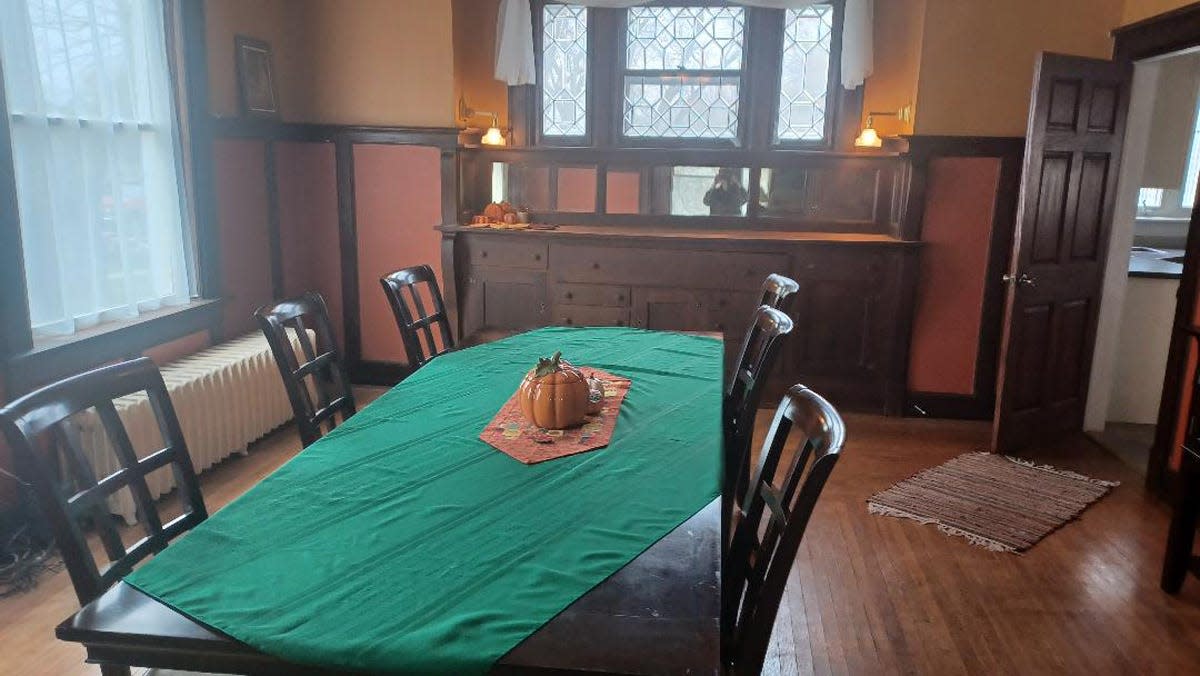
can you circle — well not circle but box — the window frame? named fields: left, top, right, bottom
left=527, top=0, right=846, bottom=151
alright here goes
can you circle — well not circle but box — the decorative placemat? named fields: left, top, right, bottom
left=481, top=369, right=631, bottom=464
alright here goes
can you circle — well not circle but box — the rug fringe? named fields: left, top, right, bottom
left=990, top=452, right=1121, bottom=488
left=867, top=501, right=1018, bottom=553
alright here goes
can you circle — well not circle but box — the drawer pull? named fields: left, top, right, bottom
left=534, top=253, right=542, bottom=261
left=565, top=292, right=573, bottom=300
left=592, top=262, right=600, bottom=269
left=565, top=318, right=574, bottom=325
left=481, top=251, right=488, bottom=258
left=617, top=294, right=625, bottom=302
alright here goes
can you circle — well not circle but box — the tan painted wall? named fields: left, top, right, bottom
left=861, top=0, right=925, bottom=137
left=454, top=0, right=508, bottom=128
left=1121, top=0, right=1197, bottom=25
left=913, top=0, right=1124, bottom=137
left=206, top=0, right=455, bottom=126
left=302, top=0, right=455, bottom=126
left=205, top=0, right=311, bottom=120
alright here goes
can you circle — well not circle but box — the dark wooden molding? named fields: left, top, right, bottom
left=1112, top=3, right=1200, bottom=494
left=4, top=300, right=222, bottom=396
left=207, top=117, right=461, bottom=150
left=265, top=140, right=283, bottom=299
left=180, top=0, right=221, bottom=304
left=0, top=54, right=33, bottom=359
left=1113, top=1, right=1200, bottom=61
left=334, top=139, right=361, bottom=371
left=899, top=134, right=1025, bottom=420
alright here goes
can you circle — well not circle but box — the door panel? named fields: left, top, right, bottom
left=993, top=53, right=1132, bottom=451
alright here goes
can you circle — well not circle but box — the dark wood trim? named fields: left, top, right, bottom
left=0, top=54, right=33, bottom=359
left=1113, top=1, right=1200, bottom=61
left=3, top=300, right=222, bottom=396
left=265, top=140, right=283, bottom=299
left=1112, top=3, right=1200, bottom=494
left=334, top=140, right=361, bottom=371
left=899, top=135, right=1025, bottom=420
left=180, top=0, right=220, bottom=303
left=207, top=117, right=462, bottom=150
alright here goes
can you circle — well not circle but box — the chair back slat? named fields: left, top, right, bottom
left=256, top=291, right=357, bottom=447
left=759, top=273, right=799, bottom=313
left=725, top=306, right=794, bottom=516
left=0, top=358, right=208, bottom=607
left=380, top=264, right=455, bottom=369
left=723, top=385, right=844, bottom=676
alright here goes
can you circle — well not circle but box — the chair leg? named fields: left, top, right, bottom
left=99, top=664, right=132, bottom=676
left=1162, top=452, right=1200, bottom=594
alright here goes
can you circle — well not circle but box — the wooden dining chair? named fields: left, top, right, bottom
left=379, top=264, right=455, bottom=368
left=255, top=292, right=356, bottom=448
left=724, top=305, right=794, bottom=526
left=723, top=384, right=845, bottom=676
left=759, top=273, right=800, bottom=313
left=0, top=359, right=208, bottom=676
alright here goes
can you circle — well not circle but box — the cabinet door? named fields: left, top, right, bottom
left=790, top=279, right=880, bottom=378
left=461, top=268, right=548, bottom=332
left=630, top=288, right=707, bottom=331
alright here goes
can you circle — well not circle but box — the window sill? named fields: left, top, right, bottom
left=5, top=299, right=223, bottom=396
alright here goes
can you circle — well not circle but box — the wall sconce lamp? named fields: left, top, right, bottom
left=458, top=97, right=507, bottom=146
left=854, top=105, right=913, bottom=149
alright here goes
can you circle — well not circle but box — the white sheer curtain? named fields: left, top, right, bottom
left=496, top=0, right=873, bottom=88
left=0, top=0, right=192, bottom=337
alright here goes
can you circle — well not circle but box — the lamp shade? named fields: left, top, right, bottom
left=854, top=126, right=882, bottom=148
left=481, top=127, right=507, bottom=146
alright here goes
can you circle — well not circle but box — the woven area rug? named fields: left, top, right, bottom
left=867, top=453, right=1118, bottom=553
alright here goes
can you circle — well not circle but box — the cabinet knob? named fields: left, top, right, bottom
left=481, top=251, right=488, bottom=258
left=592, top=262, right=600, bottom=269
left=534, top=253, right=541, bottom=261
left=566, top=318, right=574, bottom=325
left=565, top=292, right=573, bottom=300
left=617, top=294, right=624, bottom=302
left=695, top=302, right=702, bottom=310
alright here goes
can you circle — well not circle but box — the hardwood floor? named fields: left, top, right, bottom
left=3, top=400, right=1200, bottom=675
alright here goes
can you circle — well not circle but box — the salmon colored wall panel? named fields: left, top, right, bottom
left=213, top=139, right=273, bottom=337
left=556, top=167, right=596, bottom=212
left=353, top=144, right=443, bottom=364
left=908, top=157, right=1002, bottom=395
left=606, top=171, right=641, bottom=214
left=142, top=331, right=213, bottom=366
left=276, top=142, right=343, bottom=347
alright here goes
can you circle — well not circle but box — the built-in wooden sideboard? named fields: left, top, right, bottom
left=440, top=224, right=919, bottom=414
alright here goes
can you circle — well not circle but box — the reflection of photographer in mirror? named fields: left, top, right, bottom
left=703, top=167, right=748, bottom=216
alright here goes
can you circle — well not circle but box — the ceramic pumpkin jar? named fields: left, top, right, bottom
left=518, top=351, right=589, bottom=429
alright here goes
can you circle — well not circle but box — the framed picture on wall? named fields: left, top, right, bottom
left=235, top=36, right=279, bottom=119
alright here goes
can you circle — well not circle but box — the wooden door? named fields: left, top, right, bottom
left=993, top=53, right=1132, bottom=451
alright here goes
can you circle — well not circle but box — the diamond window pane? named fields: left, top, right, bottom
left=625, top=6, right=744, bottom=71
left=541, top=4, right=588, bottom=137
left=623, top=75, right=739, bottom=139
left=776, top=5, right=834, bottom=142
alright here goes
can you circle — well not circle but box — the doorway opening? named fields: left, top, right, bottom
left=1086, top=47, right=1200, bottom=479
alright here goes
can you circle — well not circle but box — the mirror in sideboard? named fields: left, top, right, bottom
left=490, top=162, right=552, bottom=211
left=758, top=165, right=882, bottom=223
left=664, top=166, right=750, bottom=216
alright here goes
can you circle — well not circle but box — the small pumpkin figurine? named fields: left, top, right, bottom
left=518, top=351, right=589, bottom=429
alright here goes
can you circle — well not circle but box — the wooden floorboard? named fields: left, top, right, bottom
left=3, top=403, right=1200, bottom=675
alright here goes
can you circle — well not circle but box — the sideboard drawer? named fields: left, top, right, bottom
left=466, top=237, right=548, bottom=269
left=552, top=243, right=787, bottom=290
left=553, top=305, right=630, bottom=327
left=556, top=284, right=631, bottom=307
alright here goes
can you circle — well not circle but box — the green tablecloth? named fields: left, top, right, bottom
left=126, top=327, right=723, bottom=675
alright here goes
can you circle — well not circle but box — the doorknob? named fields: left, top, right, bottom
left=1002, top=273, right=1036, bottom=288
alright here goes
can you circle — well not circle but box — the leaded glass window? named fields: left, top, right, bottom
left=542, top=4, right=588, bottom=137
left=776, top=5, right=834, bottom=142
left=622, top=6, right=745, bottom=140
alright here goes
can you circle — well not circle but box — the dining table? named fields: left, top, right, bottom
left=57, top=326, right=725, bottom=675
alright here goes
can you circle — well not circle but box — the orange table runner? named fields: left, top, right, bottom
left=480, top=368, right=632, bottom=464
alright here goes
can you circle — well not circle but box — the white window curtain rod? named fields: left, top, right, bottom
left=495, top=0, right=873, bottom=90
